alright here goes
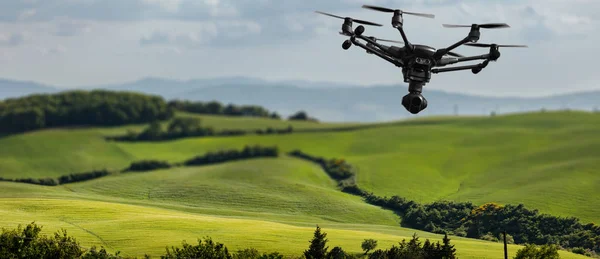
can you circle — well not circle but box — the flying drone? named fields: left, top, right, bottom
left=316, top=5, right=527, bottom=114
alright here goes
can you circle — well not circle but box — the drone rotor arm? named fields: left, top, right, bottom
left=395, top=27, right=413, bottom=51
left=350, top=37, right=403, bottom=67
left=433, top=37, right=471, bottom=59
left=356, top=35, right=395, bottom=55
left=437, top=54, right=490, bottom=66
left=432, top=60, right=490, bottom=74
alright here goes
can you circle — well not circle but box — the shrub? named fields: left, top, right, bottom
left=58, top=169, right=111, bottom=184
left=162, top=237, right=232, bottom=259
left=126, top=160, right=172, bottom=172
left=514, top=244, right=560, bottom=259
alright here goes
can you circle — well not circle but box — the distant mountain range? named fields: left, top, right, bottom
left=2, top=77, right=599, bottom=122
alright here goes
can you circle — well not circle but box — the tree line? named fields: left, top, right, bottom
left=0, top=222, right=460, bottom=259
left=1, top=222, right=561, bottom=258
left=287, top=150, right=600, bottom=257
left=0, top=146, right=278, bottom=186
left=168, top=100, right=319, bottom=122
left=168, top=100, right=279, bottom=119
left=106, top=117, right=293, bottom=142
left=0, top=90, right=320, bottom=136
left=0, top=90, right=174, bottom=134
left=107, top=121, right=402, bottom=143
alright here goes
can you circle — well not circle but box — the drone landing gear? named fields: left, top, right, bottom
left=402, top=81, right=428, bottom=114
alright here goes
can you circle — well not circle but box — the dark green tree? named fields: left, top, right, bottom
left=139, top=121, right=163, bottom=140
left=167, top=117, right=202, bottom=136
left=361, top=239, right=378, bottom=255
left=304, top=225, right=329, bottom=259
left=270, top=112, right=281, bottom=119
left=441, top=233, right=457, bottom=259
left=288, top=111, right=308, bottom=120
left=326, top=247, right=348, bottom=259
left=161, top=237, right=232, bottom=259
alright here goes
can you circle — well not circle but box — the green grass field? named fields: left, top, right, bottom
left=0, top=111, right=597, bottom=258
left=0, top=197, right=586, bottom=259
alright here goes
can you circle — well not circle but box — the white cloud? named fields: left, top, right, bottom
left=54, top=18, right=92, bottom=37
left=0, top=0, right=598, bottom=98
left=18, top=9, right=37, bottom=21
left=37, top=45, right=67, bottom=55
left=142, top=0, right=183, bottom=13
left=0, top=32, right=26, bottom=47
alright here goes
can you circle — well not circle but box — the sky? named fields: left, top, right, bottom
left=0, top=0, right=598, bottom=97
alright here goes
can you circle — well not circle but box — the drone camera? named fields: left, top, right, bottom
left=402, top=92, right=428, bottom=114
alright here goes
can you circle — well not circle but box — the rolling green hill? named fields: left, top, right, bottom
left=0, top=111, right=597, bottom=258
left=0, top=165, right=588, bottom=259
left=107, top=111, right=600, bottom=223
left=0, top=196, right=585, bottom=259
left=1, top=111, right=599, bottom=222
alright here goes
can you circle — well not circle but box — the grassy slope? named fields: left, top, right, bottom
left=0, top=178, right=587, bottom=259
left=0, top=111, right=595, bottom=258
left=0, top=113, right=358, bottom=179
left=1, top=197, right=586, bottom=259
left=110, top=111, right=600, bottom=222
left=1, top=111, right=599, bottom=222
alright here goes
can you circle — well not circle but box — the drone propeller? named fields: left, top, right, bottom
left=315, top=11, right=382, bottom=26
left=465, top=43, right=528, bottom=48
left=442, top=23, right=510, bottom=29
left=362, top=5, right=435, bottom=18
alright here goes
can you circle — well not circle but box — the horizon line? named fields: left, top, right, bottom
left=1, top=75, right=599, bottom=99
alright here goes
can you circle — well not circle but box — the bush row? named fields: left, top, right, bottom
left=168, top=100, right=279, bottom=119
left=0, top=222, right=463, bottom=259
left=287, top=150, right=600, bottom=255
left=1, top=222, right=561, bottom=258
left=106, top=117, right=294, bottom=142
left=167, top=100, right=319, bottom=122
left=0, top=90, right=174, bottom=134
left=0, top=146, right=279, bottom=186
left=0, top=170, right=111, bottom=186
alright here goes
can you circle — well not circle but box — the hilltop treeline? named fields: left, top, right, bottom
left=0, top=90, right=319, bottom=136
left=0, top=90, right=173, bottom=134
left=1, top=222, right=467, bottom=259
left=288, top=150, right=600, bottom=256
left=168, top=100, right=280, bottom=119
left=168, top=100, right=319, bottom=122
left=107, top=117, right=293, bottom=142
left=0, top=146, right=279, bottom=186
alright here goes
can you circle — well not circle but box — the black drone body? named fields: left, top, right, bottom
left=317, top=5, right=527, bottom=114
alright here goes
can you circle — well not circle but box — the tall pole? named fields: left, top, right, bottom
left=503, top=231, right=508, bottom=259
